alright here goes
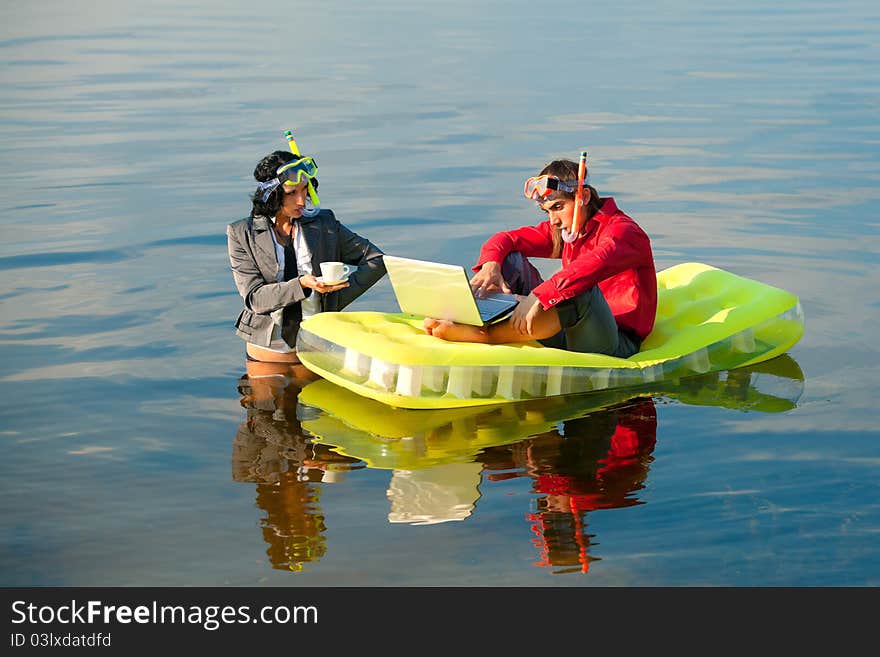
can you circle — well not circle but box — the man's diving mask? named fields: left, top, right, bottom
left=523, top=174, right=587, bottom=202
left=257, top=156, right=321, bottom=212
left=524, top=172, right=590, bottom=243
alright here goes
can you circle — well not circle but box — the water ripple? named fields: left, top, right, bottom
left=0, top=249, right=133, bottom=271
left=0, top=311, right=156, bottom=339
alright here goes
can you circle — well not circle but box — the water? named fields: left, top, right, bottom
left=1, top=0, right=878, bottom=586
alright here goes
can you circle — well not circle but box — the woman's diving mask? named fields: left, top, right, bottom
left=257, top=156, right=321, bottom=214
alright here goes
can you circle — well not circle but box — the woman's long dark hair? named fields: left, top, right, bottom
left=539, top=159, right=602, bottom=258
left=250, top=150, right=319, bottom=218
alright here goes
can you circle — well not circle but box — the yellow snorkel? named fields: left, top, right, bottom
left=284, top=129, right=320, bottom=209
left=283, top=129, right=300, bottom=156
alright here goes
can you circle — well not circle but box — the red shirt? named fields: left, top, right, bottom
left=475, top=197, right=657, bottom=339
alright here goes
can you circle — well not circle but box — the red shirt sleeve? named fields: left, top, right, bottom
left=474, top=222, right=555, bottom=271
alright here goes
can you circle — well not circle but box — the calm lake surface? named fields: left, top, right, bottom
left=1, top=0, right=878, bottom=586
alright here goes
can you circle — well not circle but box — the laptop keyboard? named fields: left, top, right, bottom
left=476, top=296, right=515, bottom=321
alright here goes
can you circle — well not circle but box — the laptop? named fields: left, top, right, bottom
left=383, top=255, right=519, bottom=326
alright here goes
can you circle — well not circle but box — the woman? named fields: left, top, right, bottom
left=424, top=157, right=656, bottom=357
left=227, top=149, right=386, bottom=366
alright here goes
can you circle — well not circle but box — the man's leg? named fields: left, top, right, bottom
left=501, top=251, right=544, bottom=296
left=555, top=286, right=620, bottom=355
left=503, top=252, right=566, bottom=349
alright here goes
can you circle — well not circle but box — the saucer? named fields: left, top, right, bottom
left=316, top=276, right=349, bottom=286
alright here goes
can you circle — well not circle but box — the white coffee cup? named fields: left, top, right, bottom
left=320, top=261, right=354, bottom=282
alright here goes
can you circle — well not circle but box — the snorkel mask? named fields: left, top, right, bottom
left=256, top=129, right=321, bottom=216
left=523, top=151, right=589, bottom=241
left=523, top=175, right=583, bottom=201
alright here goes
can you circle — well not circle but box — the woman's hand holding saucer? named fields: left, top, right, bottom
left=298, top=273, right=349, bottom=294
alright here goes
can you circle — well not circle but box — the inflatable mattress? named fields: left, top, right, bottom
left=296, top=262, right=804, bottom=409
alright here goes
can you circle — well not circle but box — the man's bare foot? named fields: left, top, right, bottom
left=423, top=317, right=441, bottom=334
left=424, top=318, right=489, bottom=343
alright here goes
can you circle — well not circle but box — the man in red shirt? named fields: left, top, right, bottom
left=424, top=157, right=657, bottom=357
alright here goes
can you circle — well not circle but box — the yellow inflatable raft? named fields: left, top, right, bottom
left=296, top=262, right=804, bottom=409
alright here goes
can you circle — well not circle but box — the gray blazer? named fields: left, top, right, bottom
left=226, top=209, right=386, bottom=348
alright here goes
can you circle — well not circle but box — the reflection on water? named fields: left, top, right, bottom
left=231, top=363, right=363, bottom=572
left=386, top=462, right=483, bottom=526
left=231, top=355, right=804, bottom=575
left=481, top=397, right=657, bottom=574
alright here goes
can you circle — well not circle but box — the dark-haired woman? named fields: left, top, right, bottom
left=424, top=158, right=656, bottom=358
left=227, top=150, right=385, bottom=365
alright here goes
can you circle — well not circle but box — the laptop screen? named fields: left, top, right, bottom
left=383, top=255, right=518, bottom=326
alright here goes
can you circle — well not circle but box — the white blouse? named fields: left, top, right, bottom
left=265, top=218, right=320, bottom=351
